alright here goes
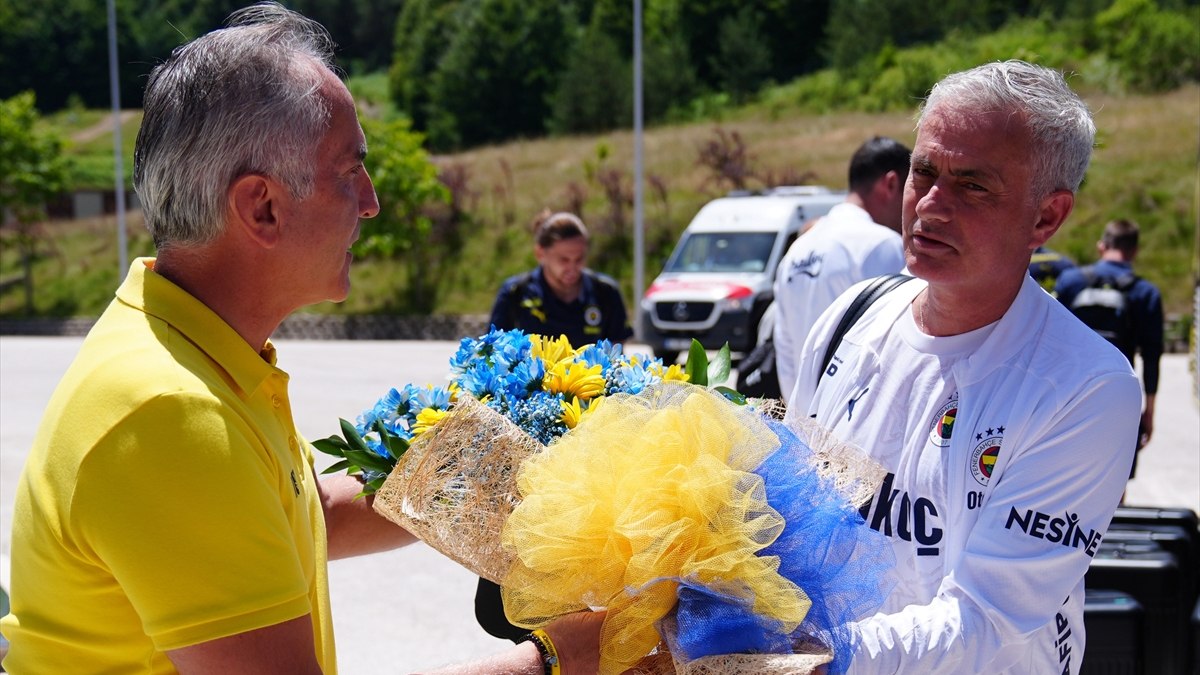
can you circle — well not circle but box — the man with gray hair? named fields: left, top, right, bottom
left=1, top=3, right=601, bottom=673
left=785, top=60, right=1140, bottom=673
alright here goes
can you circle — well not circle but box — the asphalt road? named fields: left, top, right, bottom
left=1, top=337, right=1197, bottom=672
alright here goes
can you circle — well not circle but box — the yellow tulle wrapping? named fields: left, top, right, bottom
left=501, top=383, right=813, bottom=674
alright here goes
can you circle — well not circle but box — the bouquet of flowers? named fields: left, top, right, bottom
left=316, top=329, right=893, bottom=675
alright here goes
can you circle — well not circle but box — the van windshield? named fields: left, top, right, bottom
left=664, top=232, right=777, bottom=274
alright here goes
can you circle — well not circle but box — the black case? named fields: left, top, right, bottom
left=1110, top=505, right=1200, bottom=673
left=1192, top=594, right=1200, bottom=675
left=1104, top=527, right=1197, bottom=606
left=1111, top=506, right=1200, bottom=587
left=1086, top=539, right=1187, bottom=675
left=1081, top=588, right=1144, bottom=675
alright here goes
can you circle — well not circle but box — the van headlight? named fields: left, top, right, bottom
left=718, top=296, right=752, bottom=312
left=718, top=286, right=755, bottom=313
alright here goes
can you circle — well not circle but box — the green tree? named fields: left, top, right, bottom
left=355, top=117, right=451, bottom=312
left=425, top=0, right=569, bottom=149
left=711, top=6, right=772, bottom=103
left=389, top=0, right=463, bottom=132
left=549, top=25, right=631, bottom=134
left=676, top=0, right=830, bottom=92
left=1, top=0, right=406, bottom=112
left=1095, top=0, right=1200, bottom=92
left=822, top=0, right=1012, bottom=72
left=642, top=7, right=699, bottom=122
left=0, top=92, right=72, bottom=313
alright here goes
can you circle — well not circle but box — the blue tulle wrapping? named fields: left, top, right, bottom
left=673, top=420, right=895, bottom=674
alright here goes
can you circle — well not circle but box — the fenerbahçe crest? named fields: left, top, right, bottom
left=928, top=394, right=958, bottom=448
left=970, top=426, right=1004, bottom=486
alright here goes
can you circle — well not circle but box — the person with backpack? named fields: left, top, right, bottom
left=1056, top=218, right=1165, bottom=461
left=489, top=210, right=633, bottom=347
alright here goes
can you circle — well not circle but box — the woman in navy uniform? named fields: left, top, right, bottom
left=479, top=211, right=632, bottom=640
left=489, top=210, right=633, bottom=346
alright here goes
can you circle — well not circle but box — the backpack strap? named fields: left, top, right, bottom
left=1080, top=265, right=1097, bottom=287
left=818, top=274, right=914, bottom=384
left=1081, top=264, right=1138, bottom=292
left=1114, top=271, right=1139, bottom=291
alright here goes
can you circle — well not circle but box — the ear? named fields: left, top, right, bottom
left=228, top=174, right=282, bottom=249
left=884, top=169, right=902, bottom=196
left=1030, top=189, right=1074, bottom=249
left=534, top=244, right=547, bottom=265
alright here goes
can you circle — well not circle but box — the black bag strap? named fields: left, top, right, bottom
left=1081, top=264, right=1138, bottom=292
left=819, top=273, right=914, bottom=383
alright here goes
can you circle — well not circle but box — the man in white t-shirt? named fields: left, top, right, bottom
left=773, top=137, right=910, bottom=396
left=785, top=61, right=1140, bottom=674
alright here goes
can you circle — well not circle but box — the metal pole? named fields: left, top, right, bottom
left=632, top=0, right=645, bottom=342
left=107, top=0, right=129, bottom=280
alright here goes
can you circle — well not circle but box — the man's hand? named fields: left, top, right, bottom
left=1138, top=398, right=1155, bottom=449
left=542, top=610, right=605, bottom=674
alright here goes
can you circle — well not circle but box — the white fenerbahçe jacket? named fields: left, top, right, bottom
left=786, top=274, right=1141, bottom=674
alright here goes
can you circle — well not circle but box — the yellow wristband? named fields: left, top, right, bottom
left=524, top=628, right=561, bottom=675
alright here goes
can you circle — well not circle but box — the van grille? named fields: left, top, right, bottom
left=654, top=301, right=714, bottom=323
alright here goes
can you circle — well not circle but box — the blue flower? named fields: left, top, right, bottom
left=491, top=390, right=567, bottom=445
left=510, top=356, right=546, bottom=397
left=490, top=329, right=532, bottom=372
left=459, top=360, right=505, bottom=399
left=449, top=336, right=480, bottom=372
left=608, top=357, right=662, bottom=395
left=352, top=328, right=666, bottom=462
left=578, top=340, right=622, bottom=371
left=411, top=384, right=453, bottom=411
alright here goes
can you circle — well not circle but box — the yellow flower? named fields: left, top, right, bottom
left=544, top=361, right=606, bottom=401
left=651, top=363, right=690, bottom=382
left=531, top=334, right=575, bottom=367
left=412, top=407, right=448, bottom=435
left=560, top=397, right=583, bottom=429
left=560, top=395, right=605, bottom=430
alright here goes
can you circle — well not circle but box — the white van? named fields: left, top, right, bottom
left=639, top=186, right=846, bottom=362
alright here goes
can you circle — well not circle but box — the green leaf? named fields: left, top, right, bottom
left=340, top=418, right=373, bottom=454
left=371, top=419, right=411, bottom=461
left=371, top=419, right=397, bottom=461
left=713, top=385, right=748, bottom=406
left=343, top=448, right=395, bottom=476
left=685, top=339, right=709, bottom=387
left=708, top=343, right=732, bottom=386
left=312, top=436, right=350, bottom=457
left=321, top=459, right=353, bottom=475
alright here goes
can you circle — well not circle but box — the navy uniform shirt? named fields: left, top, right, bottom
left=489, top=267, right=633, bottom=346
left=1028, top=246, right=1076, bottom=293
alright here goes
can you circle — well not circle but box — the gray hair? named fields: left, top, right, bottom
left=919, top=60, right=1096, bottom=200
left=134, top=2, right=338, bottom=248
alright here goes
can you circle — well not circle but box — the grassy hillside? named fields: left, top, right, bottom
left=3, top=84, right=1197, bottom=325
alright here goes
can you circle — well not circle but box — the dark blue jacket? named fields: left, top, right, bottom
left=489, top=267, right=633, bottom=346
left=1055, top=259, right=1163, bottom=395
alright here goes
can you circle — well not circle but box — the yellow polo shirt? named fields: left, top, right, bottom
left=1, top=258, right=336, bottom=673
